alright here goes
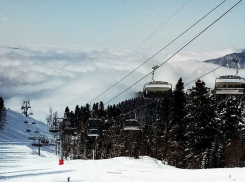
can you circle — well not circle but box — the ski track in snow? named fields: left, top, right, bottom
left=0, top=110, right=245, bottom=182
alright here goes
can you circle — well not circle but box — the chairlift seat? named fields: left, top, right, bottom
left=64, top=127, right=77, bottom=135
left=123, top=119, right=141, bottom=131
left=28, top=136, right=35, bottom=140
left=86, top=118, right=104, bottom=136
left=32, top=143, right=43, bottom=147
left=143, top=81, right=172, bottom=98
left=49, top=127, right=60, bottom=133
left=215, top=75, right=245, bottom=95
left=87, top=129, right=100, bottom=137
left=87, top=118, right=104, bottom=128
left=40, top=138, right=49, bottom=144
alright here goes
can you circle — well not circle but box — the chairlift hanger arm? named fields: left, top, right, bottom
left=227, top=58, right=240, bottom=75
left=151, top=65, right=159, bottom=82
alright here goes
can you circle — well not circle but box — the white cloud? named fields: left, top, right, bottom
left=1, top=17, right=8, bottom=21
left=1, top=46, right=242, bottom=122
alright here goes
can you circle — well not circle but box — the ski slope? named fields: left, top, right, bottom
left=0, top=109, right=52, bottom=141
left=1, top=109, right=245, bottom=182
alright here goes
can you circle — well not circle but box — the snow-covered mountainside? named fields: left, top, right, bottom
left=1, top=109, right=245, bottom=182
left=0, top=109, right=51, bottom=141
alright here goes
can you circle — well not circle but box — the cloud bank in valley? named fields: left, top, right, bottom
left=0, top=46, right=243, bottom=122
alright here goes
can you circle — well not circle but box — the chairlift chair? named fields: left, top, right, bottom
left=123, top=119, right=141, bottom=131
left=86, top=118, right=104, bottom=137
left=87, top=128, right=100, bottom=137
left=63, top=118, right=71, bottom=126
left=143, top=65, right=172, bottom=98
left=64, top=127, right=77, bottom=136
left=215, top=75, right=245, bottom=95
left=26, top=129, right=31, bottom=132
left=215, top=58, right=245, bottom=95
left=34, top=130, right=39, bottom=133
left=32, top=142, right=43, bottom=147
left=28, top=136, right=35, bottom=140
left=24, top=120, right=28, bottom=124
left=40, top=137, right=49, bottom=145
left=143, top=81, right=172, bottom=98
left=49, top=127, right=60, bottom=133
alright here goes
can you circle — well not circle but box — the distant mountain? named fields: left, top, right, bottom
left=204, top=49, right=245, bottom=69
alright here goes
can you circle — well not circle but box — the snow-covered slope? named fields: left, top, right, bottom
left=1, top=110, right=245, bottom=182
left=0, top=109, right=51, bottom=141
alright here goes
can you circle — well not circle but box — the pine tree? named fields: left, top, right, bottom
left=169, top=77, right=186, bottom=142
left=218, top=96, right=245, bottom=167
left=156, top=95, right=171, bottom=160
left=0, top=97, right=6, bottom=130
left=74, top=105, right=81, bottom=130
left=0, top=97, right=4, bottom=109
left=98, top=101, right=105, bottom=118
left=167, top=78, right=186, bottom=167
left=219, top=96, right=243, bottom=144
left=64, top=106, right=70, bottom=118
left=183, top=79, right=217, bottom=168
left=92, top=103, right=99, bottom=118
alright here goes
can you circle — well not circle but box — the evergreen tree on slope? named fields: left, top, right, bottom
left=169, top=77, right=186, bottom=142
left=167, top=78, right=186, bottom=167
left=183, top=79, right=217, bottom=168
left=218, top=96, right=245, bottom=167
left=0, top=97, right=6, bottom=130
left=219, top=96, right=244, bottom=144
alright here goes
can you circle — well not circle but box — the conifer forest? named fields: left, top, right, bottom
left=53, top=78, right=245, bottom=169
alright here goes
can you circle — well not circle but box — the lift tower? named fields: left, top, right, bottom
left=21, top=101, right=33, bottom=117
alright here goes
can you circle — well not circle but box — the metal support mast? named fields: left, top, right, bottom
left=21, top=101, right=32, bottom=117
left=52, top=116, right=70, bottom=165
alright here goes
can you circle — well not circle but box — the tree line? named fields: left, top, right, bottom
left=59, top=78, right=245, bottom=169
left=0, top=97, right=6, bottom=130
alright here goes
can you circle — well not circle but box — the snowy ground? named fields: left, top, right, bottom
left=1, top=110, right=245, bottom=182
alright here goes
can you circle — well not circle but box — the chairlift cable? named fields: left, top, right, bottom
left=104, top=0, right=242, bottom=106
left=120, top=64, right=224, bottom=117
left=132, top=0, right=192, bottom=52
left=155, top=0, right=240, bottom=70
left=183, top=65, right=223, bottom=88
left=88, top=0, right=224, bottom=103
left=88, top=0, right=192, bottom=103
left=119, top=60, right=241, bottom=116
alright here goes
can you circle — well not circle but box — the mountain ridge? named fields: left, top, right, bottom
left=204, top=49, right=245, bottom=69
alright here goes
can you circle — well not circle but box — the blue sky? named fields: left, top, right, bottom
left=0, top=0, right=244, bottom=51
left=0, top=0, right=245, bottom=122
